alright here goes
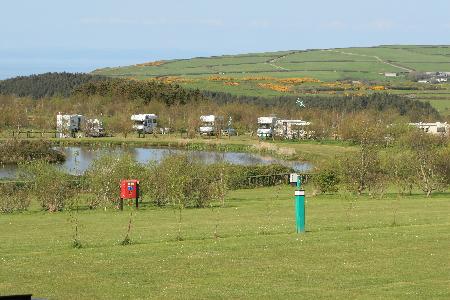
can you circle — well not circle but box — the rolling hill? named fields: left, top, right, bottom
left=92, top=45, right=450, bottom=116
left=93, top=45, right=450, bottom=81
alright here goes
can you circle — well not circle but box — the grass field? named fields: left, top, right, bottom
left=1, top=186, right=449, bottom=299
left=92, top=46, right=450, bottom=81
left=92, top=45, right=450, bottom=116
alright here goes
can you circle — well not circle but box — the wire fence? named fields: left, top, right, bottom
left=246, top=173, right=312, bottom=188
left=0, top=173, right=313, bottom=188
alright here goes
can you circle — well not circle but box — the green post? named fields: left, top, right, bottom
left=295, top=177, right=305, bottom=233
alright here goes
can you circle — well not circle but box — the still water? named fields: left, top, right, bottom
left=0, top=146, right=312, bottom=178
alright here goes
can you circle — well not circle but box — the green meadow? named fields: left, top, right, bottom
left=92, top=45, right=450, bottom=116
left=1, top=185, right=449, bottom=299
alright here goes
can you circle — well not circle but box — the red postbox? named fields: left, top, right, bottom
left=119, top=179, right=140, bottom=209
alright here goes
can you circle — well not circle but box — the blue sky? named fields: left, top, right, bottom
left=1, top=0, right=450, bottom=79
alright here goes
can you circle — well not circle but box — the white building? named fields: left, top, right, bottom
left=384, top=72, right=397, bottom=77
left=409, top=122, right=449, bottom=135
left=131, top=114, right=158, bottom=133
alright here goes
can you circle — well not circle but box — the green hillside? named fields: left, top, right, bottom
left=93, top=45, right=450, bottom=116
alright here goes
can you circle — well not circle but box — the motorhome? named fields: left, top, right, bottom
left=199, top=115, right=223, bottom=136
left=84, top=118, right=105, bottom=137
left=131, top=114, right=158, bottom=133
left=275, top=119, right=311, bottom=139
left=257, top=116, right=277, bottom=138
left=409, top=122, right=449, bottom=135
left=56, top=113, right=84, bottom=138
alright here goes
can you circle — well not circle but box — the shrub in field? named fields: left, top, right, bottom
left=381, top=149, right=417, bottom=195
left=314, top=166, right=340, bottom=194
left=0, top=182, right=30, bottom=213
left=84, top=154, right=147, bottom=208
left=337, top=148, right=386, bottom=195
left=18, top=160, right=74, bottom=212
left=412, top=134, right=449, bottom=196
left=145, top=155, right=226, bottom=208
left=0, top=139, right=65, bottom=164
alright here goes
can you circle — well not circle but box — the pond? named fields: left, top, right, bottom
left=0, top=146, right=312, bottom=178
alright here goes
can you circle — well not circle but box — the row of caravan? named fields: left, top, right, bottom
left=54, top=114, right=450, bottom=139
left=198, top=115, right=311, bottom=139
left=56, top=113, right=235, bottom=137
left=56, top=113, right=158, bottom=137
left=56, top=113, right=310, bottom=139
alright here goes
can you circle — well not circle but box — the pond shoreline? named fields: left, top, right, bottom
left=49, top=136, right=305, bottom=162
left=0, top=139, right=66, bottom=165
left=0, top=144, right=312, bottom=179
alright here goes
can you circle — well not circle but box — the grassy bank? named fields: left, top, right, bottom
left=0, top=139, right=65, bottom=164
left=0, top=186, right=448, bottom=299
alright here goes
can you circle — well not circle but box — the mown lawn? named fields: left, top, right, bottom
left=0, top=186, right=449, bottom=299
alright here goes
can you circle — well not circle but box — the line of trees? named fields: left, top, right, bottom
left=314, top=117, right=450, bottom=197
left=74, top=78, right=205, bottom=106
left=201, top=90, right=441, bottom=121
left=0, top=93, right=444, bottom=140
left=0, top=153, right=292, bottom=213
left=0, top=72, right=105, bottom=98
left=0, top=73, right=441, bottom=121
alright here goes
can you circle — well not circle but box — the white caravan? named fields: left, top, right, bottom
left=85, top=118, right=105, bottom=137
left=275, top=119, right=311, bottom=139
left=199, top=115, right=223, bottom=136
left=257, top=116, right=277, bottom=138
left=56, top=113, right=84, bottom=138
left=409, top=122, right=449, bottom=135
left=131, top=114, right=158, bottom=133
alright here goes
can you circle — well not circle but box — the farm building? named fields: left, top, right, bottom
left=409, top=122, right=449, bottom=135
left=384, top=72, right=397, bottom=77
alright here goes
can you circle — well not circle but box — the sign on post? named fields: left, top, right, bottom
left=290, top=173, right=305, bottom=233
left=120, top=179, right=140, bottom=209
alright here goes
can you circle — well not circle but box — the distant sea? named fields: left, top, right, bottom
left=0, top=48, right=210, bottom=80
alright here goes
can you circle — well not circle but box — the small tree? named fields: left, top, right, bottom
left=84, top=154, right=146, bottom=208
left=337, top=115, right=387, bottom=195
left=382, top=149, right=416, bottom=195
left=0, top=182, right=30, bottom=213
left=107, top=114, right=134, bottom=138
left=314, top=165, right=340, bottom=194
left=18, top=160, right=75, bottom=212
left=403, top=130, right=449, bottom=197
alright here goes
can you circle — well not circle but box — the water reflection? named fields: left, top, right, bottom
left=1, top=146, right=312, bottom=178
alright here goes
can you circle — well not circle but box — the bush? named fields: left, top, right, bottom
left=0, top=182, right=30, bottom=213
left=146, top=155, right=225, bottom=208
left=18, top=160, right=75, bottom=212
left=0, top=139, right=65, bottom=164
left=83, top=154, right=147, bottom=208
left=314, top=167, right=340, bottom=194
